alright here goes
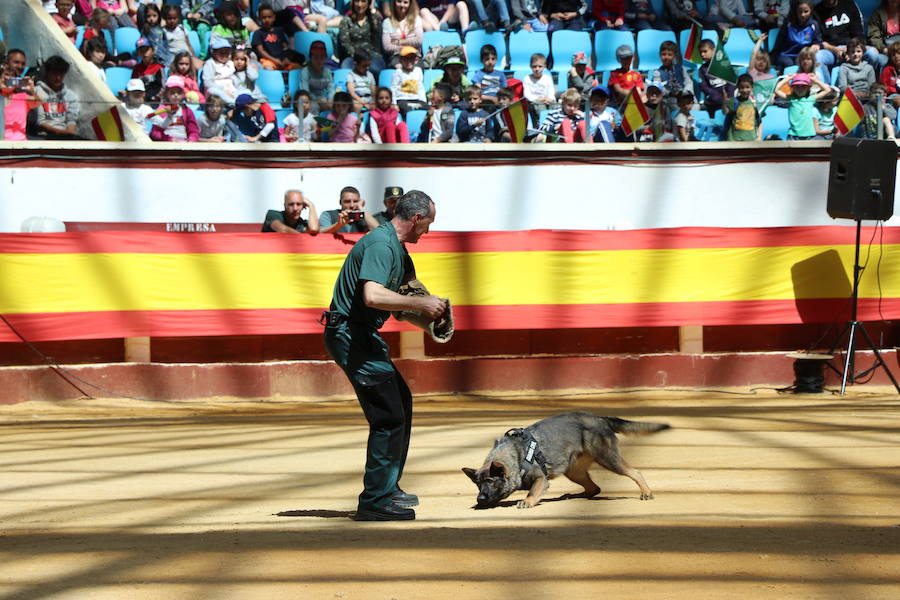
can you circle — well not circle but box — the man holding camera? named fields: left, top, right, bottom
left=2, top=49, right=39, bottom=141
left=319, top=186, right=381, bottom=235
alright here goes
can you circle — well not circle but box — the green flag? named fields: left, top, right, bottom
left=708, top=37, right=738, bottom=85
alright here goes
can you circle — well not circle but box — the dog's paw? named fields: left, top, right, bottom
left=640, top=492, right=655, bottom=500
left=516, top=499, right=533, bottom=509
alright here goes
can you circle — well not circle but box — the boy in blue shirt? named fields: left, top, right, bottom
left=456, top=85, right=498, bottom=142
left=470, top=44, right=507, bottom=108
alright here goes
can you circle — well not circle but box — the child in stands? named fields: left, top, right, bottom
left=470, top=45, right=506, bottom=107
left=608, top=44, right=642, bottom=106
left=648, top=40, right=694, bottom=114
left=83, top=37, right=109, bottom=82
left=591, top=0, right=627, bottom=31
left=456, top=85, right=496, bottom=142
left=774, top=72, right=832, bottom=140
left=299, top=40, right=335, bottom=111
left=231, top=48, right=259, bottom=98
left=347, top=49, right=377, bottom=112
left=131, top=36, right=164, bottom=104
left=674, top=90, right=696, bottom=141
left=747, top=33, right=775, bottom=81
left=80, top=8, right=111, bottom=54
left=123, top=78, right=154, bottom=128
left=698, top=38, right=735, bottom=116
left=588, top=86, right=617, bottom=142
left=538, top=87, right=586, bottom=142
left=812, top=88, right=837, bottom=139
left=149, top=75, right=200, bottom=141
left=202, top=37, right=238, bottom=103
left=198, top=94, right=245, bottom=141
left=567, top=52, right=599, bottom=101
left=326, top=91, right=360, bottom=142
left=170, top=51, right=205, bottom=103
left=391, top=46, right=427, bottom=115
left=367, top=86, right=410, bottom=142
left=138, top=3, right=171, bottom=65
left=624, top=0, right=669, bottom=31
left=284, top=89, right=318, bottom=142
left=836, top=38, right=875, bottom=99
left=181, top=0, right=215, bottom=59
left=880, top=41, right=900, bottom=108
left=211, top=1, right=251, bottom=49
left=862, top=81, right=897, bottom=139
left=639, top=83, right=672, bottom=141
left=523, top=52, right=556, bottom=124
left=493, top=86, right=514, bottom=141
left=431, top=56, right=471, bottom=106
left=161, top=4, right=203, bottom=70
left=230, top=92, right=280, bottom=142
left=722, top=74, right=761, bottom=141
left=95, top=0, right=134, bottom=32
left=53, top=0, right=78, bottom=43
left=422, top=81, right=456, bottom=142
left=252, top=4, right=303, bottom=69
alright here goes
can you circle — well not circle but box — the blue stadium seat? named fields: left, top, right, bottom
left=723, top=28, right=759, bottom=66
left=593, top=29, right=634, bottom=72
left=275, top=107, right=292, bottom=128
left=424, top=69, right=443, bottom=90
left=550, top=30, right=592, bottom=70
left=75, top=27, right=114, bottom=54
left=105, top=66, right=132, bottom=96
left=508, top=30, right=550, bottom=71
left=553, top=69, right=569, bottom=94
left=766, top=28, right=780, bottom=51
left=423, top=31, right=463, bottom=56
left=830, top=65, right=841, bottom=85
left=333, top=68, right=352, bottom=92
left=761, top=106, right=790, bottom=139
left=378, top=68, right=397, bottom=88
left=188, top=30, right=202, bottom=56
left=464, top=30, right=506, bottom=69
left=287, top=69, right=301, bottom=97
left=256, top=69, right=287, bottom=108
left=857, top=0, right=880, bottom=21
left=293, top=31, right=334, bottom=59
left=404, top=109, right=428, bottom=141
left=114, top=27, right=141, bottom=56
left=691, top=109, right=723, bottom=141
left=782, top=64, right=799, bottom=75
left=635, top=29, right=676, bottom=71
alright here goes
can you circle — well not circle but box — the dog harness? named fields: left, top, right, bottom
left=504, top=428, right=549, bottom=478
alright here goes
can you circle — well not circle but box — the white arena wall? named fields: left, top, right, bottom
left=1, top=141, right=897, bottom=232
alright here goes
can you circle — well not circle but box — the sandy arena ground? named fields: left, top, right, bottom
left=1, top=388, right=899, bottom=600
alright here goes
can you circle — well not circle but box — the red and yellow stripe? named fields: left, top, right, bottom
left=0, top=227, right=897, bottom=341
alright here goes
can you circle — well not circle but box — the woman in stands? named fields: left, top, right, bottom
left=340, top=0, right=386, bottom=73
left=868, top=0, right=900, bottom=68
left=382, top=0, right=424, bottom=66
left=419, top=0, right=470, bottom=32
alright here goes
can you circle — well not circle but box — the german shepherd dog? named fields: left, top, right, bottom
left=462, top=412, right=670, bottom=509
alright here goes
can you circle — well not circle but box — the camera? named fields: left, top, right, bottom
left=347, top=211, right=364, bottom=222
left=5, top=76, right=23, bottom=90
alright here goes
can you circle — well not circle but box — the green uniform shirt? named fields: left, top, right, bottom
left=261, top=209, right=308, bottom=232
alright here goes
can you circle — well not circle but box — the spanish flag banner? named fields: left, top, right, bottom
left=500, top=98, right=529, bottom=143
left=620, top=87, right=649, bottom=136
left=834, top=88, right=864, bottom=135
left=683, top=22, right=703, bottom=64
left=90, top=106, right=125, bottom=142
left=1, top=227, right=899, bottom=342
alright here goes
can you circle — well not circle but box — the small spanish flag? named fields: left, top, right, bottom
left=90, top=107, right=125, bottom=142
left=683, top=22, right=703, bottom=64
left=500, top=98, right=529, bottom=143
left=834, top=88, right=865, bottom=136
left=620, top=87, right=649, bottom=137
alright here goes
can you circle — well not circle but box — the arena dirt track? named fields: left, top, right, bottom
left=1, top=389, right=899, bottom=599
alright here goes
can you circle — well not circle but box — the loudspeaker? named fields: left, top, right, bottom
left=827, top=137, right=897, bottom=221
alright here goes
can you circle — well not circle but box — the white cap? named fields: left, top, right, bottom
left=126, top=78, right=145, bottom=92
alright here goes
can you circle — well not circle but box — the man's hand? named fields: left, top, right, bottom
left=415, top=294, right=447, bottom=320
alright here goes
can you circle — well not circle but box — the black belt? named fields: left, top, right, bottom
left=319, top=310, right=346, bottom=327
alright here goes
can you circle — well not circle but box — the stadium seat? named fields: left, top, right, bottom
left=275, top=107, right=292, bottom=128
left=464, top=30, right=506, bottom=69
left=593, top=29, right=634, bottom=72
left=552, top=69, right=569, bottom=94
left=404, top=109, right=428, bottom=141
left=857, top=0, right=880, bottom=21
left=188, top=30, right=202, bottom=56
left=104, top=66, right=132, bottom=96
left=766, top=28, right=780, bottom=51
left=114, top=27, right=141, bottom=56
left=691, top=109, right=723, bottom=141
left=830, top=65, right=841, bottom=85
left=723, top=28, right=759, bottom=66
left=333, top=68, right=352, bottom=92
left=635, top=29, right=676, bottom=71
left=257, top=69, right=287, bottom=107
left=75, top=27, right=113, bottom=53
left=423, top=31, right=463, bottom=56
left=782, top=64, right=799, bottom=75
left=424, top=69, right=443, bottom=90
left=378, top=68, right=396, bottom=88
left=761, top=106, right=790, bottom=139
left=508, top=30, right=550, bottom=71
left=293, top=31, right=334, bottom=59
left=550, top=30, right=592, bottom=70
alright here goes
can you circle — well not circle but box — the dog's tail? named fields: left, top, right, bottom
left=605, top=417, right=671, bottom=436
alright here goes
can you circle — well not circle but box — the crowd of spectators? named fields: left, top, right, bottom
left=0, top=0, right=897, bottom=141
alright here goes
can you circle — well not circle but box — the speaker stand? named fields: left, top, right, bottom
left=827, top=220, right=900, bottom=395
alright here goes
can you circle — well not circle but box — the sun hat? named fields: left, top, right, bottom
left=164, top=75, right=186, bottom=89
left=791, top=73, right=811, bottom=86
left=125, top=78, right=145, bottom=92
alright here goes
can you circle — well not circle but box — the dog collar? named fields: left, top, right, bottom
left=504, top=428, right=549, bottom=478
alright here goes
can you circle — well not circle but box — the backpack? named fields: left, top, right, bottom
left=423, top=45, right=466, bottom=69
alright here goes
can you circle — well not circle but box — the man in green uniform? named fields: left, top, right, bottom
left=322, top=190, right=447, bottom=521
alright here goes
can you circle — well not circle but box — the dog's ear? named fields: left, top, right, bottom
left=461, top=467, right=479, bottom=483
left=489, top=461, right=506, bottom=478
